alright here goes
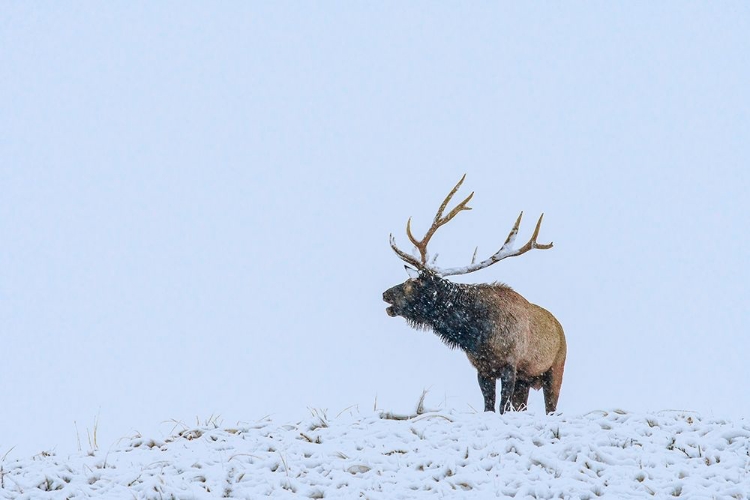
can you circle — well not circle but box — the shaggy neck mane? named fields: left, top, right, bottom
left=409, top=281, right=508, bottom=353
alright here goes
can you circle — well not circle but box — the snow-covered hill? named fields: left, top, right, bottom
left=2, top=408, right=748, bottom=499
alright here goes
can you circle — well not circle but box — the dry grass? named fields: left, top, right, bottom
left=378, top=389, right=450, bottom=421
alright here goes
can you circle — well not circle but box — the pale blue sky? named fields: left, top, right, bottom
left=2, top=3, right=748, bottom=455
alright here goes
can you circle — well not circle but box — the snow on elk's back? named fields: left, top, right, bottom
left=1, top=410, right=749, bottom=499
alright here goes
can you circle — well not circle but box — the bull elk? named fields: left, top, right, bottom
left=383, top=175, right=566, bottom=414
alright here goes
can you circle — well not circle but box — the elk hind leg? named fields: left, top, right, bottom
left=542, top=358, right=565, bottom=414
left=510, top=379, right=530, bottom=411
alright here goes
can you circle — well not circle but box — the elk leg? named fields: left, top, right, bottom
left=477, top=373, right=496, bottom=412
left=542, top=357, right=565, bottom=414
left=511, top=379, right=530, bottom=411
left=498, top=366, right=517, bottom=414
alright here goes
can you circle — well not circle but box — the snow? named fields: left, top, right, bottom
left=2, top=409, right=748, bottom=499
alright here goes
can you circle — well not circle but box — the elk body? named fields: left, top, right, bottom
left=383, top=175, right=566, bottom=414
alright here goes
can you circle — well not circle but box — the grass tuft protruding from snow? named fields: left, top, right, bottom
left=1, top=409, right=749, bottom=499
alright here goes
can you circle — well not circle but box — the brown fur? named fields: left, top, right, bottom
left=465, top=285, right=566, bottom=413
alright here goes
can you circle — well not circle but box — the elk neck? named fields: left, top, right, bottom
left=422, top=280, right=493, bottom=354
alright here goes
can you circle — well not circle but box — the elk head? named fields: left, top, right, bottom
left=383, top=267, right=443, bottom=323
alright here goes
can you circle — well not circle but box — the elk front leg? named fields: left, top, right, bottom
left=477, top=373, right=496, bottom=412
left=499, top=366, right=517, bottom=414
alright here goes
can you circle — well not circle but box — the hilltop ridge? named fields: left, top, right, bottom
left=1, top=409, right=748, bottom=499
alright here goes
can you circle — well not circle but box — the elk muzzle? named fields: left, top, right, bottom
left=383, top=284, right=403, bottom=317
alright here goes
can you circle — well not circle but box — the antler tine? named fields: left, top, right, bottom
left=502, top=211, right=524, bottom=249
left=405, top=174, right=473, bottom=264
left=513, top=213, right=554, bottom=254
left=390, top=233, right=425, bottom=270
left=435, top=211, right=553, bottom=277
left=435, top=173, right=473, bottom=225
left=406, top=217, right=420, bottom=249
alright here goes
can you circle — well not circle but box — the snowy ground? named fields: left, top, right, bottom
left=1, top=408, right=748, bottom=499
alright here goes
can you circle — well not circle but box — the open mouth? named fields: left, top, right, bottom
left=386, top=305, right=397, bottom=317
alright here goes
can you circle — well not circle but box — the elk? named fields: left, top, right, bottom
left=383, top=175, right=566, bottom=414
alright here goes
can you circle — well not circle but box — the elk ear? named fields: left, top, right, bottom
left=404, top=265, right=420, bottom=279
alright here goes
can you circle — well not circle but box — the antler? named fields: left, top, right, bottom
left=433, top=211, right=553, bottom=277
left=389, top=174, right=473, bottom=269
left=389, top=174, right=553, bottom=276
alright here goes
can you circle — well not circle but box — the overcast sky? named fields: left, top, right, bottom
left=2, top=3, right=749, bottom=456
